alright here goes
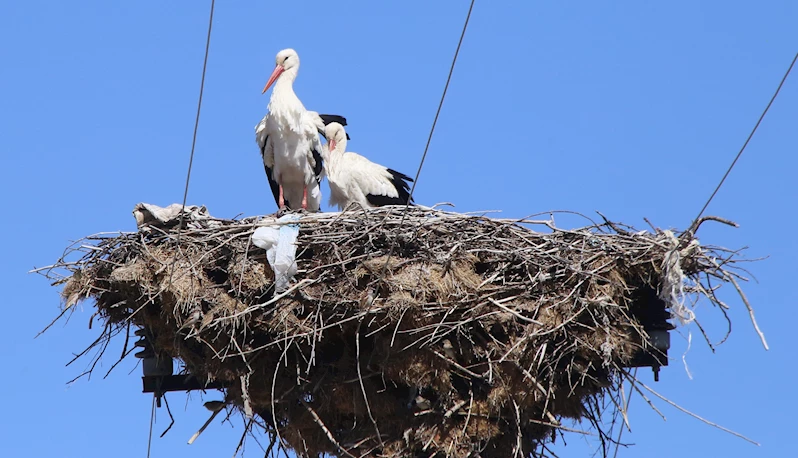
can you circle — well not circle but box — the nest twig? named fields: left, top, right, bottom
left=35, top=205, right=760, bottom=457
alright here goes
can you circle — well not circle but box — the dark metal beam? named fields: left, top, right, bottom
left=142, top=375, right=229, bottom=394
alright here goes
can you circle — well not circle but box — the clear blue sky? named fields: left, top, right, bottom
left=1, top=1, right=796, bottom=456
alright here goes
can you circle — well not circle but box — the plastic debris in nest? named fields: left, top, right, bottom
left=658, top=229, right=697, bottom=326
left=252, top=214, right=300, bottom=294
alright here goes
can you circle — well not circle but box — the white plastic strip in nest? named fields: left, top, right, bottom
left=658, top=230, right=696, bottom=326
left=251, top=214, right=300, bottom=294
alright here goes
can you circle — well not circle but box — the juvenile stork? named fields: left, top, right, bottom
left=255, top=48, right=348, bottom=212
left=322, top=122, right=414, bottom=210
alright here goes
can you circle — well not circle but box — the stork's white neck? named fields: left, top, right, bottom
left=275, top=66, right=298, bottom=88
left=268, top=67, right=303, bottom=115
left=328, top=137, right=347, bottom=166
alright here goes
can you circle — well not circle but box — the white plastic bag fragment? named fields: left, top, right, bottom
left=658, top=230, right=697, bottom=379
left=251, top=214, right=300, bottom=294
left=251, top=226, right=280, bottom=251
left=658, top=230, right=695, bottom=326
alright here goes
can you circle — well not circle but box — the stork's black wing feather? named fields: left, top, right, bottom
left=260, top=134, right=291, bottom=208
left=318, top=114, right=347, bottom=126
left=311, top=148, right=324, bottom=184
left=263, top=164, right=287, bottom=208
left=317, top=113, right=351, bottom=140
left=365, top=168, right=415, bottom=207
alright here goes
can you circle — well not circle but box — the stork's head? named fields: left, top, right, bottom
left=262, top=49, right=300, bottom=94
left=325, top=122, right=347, bottom=154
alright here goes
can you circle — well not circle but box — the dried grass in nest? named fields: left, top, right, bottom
left=36, top=205, right=762, bottom=457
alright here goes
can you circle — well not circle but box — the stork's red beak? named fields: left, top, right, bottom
left=329, top=139, right=336, bottom=152
left=262, top=65, right=285, bottom=94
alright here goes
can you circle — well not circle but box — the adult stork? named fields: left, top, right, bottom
left=255, top=48, right=348, bottom=212
left=322, top=122, right=414, bottom=210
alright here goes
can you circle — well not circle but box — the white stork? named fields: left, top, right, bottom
left=255, top=48, right=348, bottom=212
left=322, top=122, right=414, bottom=210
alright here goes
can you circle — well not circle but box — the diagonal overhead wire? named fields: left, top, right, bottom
left=170, top=0, right=216, bottom=270
left=405, top=0, right=477, bottom=204
left=373, top=0, right=477, bottom=284
left=180, top=0, right=216, bottom=215
left=688, top=50, right=798, bottom=235
left=146, top=396, right=157, bottom=458
left=154, top=1, right=216, bottom=454
left=173, top=0, right=216, bottom=257
left=352, top=0, right=477, bottom=447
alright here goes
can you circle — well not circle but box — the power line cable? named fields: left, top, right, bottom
left=373, top=0, right=476, bottom=284
left=611, top=369, right=637, bottom=458
left=152, top=1, right=216, bottom=453
left=352, top=0, right=477, bottom=445
left=687, top=51, right=798, bottom=235
left=177, top=0, right=216, bottom=237
left=405, top=0, right=476, bottom=205
left=146, top=396, right=156, bottom=458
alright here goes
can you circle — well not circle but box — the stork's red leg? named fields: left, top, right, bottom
left=301, top=186, right=308, bottom=210
left=278, top=184, right=285, bottom=209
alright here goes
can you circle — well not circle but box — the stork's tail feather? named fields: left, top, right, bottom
left=387, top=168, right=414, bottom=205
left=365, top=168, right=415, bottom=207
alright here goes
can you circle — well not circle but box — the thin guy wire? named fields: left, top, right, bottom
left=688, top=51, right=798, bottom=234
left=176, top=0, right=216, bottom=240
left=352, top=0, right=477, bottom=447
left=168, top=0, right=216, bottom=290
left=611, top=368, right=637, bottom=458
left=146, top=396, right=156, bottom=458
left=373, top=0, right=476, bottom=285
left=155, top=3, right=215, bottom=450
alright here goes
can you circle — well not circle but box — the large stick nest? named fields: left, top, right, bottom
left=38, top=205, right=754, bottom=457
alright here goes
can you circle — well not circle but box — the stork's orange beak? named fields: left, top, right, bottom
left=329, top=139, right=336, bottom=152
left=262, top=65, right=285, bottom=94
